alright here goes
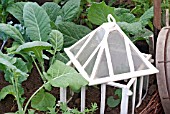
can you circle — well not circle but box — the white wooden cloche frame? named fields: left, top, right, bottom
left=64, top=14, right=158, bottom=85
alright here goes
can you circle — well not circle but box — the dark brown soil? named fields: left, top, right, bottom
left=0, top=64, right=164, bottom=114
left=0, top=39, right=164, bottom=114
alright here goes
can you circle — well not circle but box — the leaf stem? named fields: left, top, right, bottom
left=32, top=56, right=46, bottom=82
left=12, top=73, right=23, bottom=113
left=23, top=84, right=44, bottom=113
left=0, top=40, right=7, bottom=51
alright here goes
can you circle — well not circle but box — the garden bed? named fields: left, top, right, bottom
left=0, top=0, right=165, bottom=113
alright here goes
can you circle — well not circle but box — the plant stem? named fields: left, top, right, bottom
left=32, top=56, right=46, bottom=82
left=12, top=74, right=23, bottom=114
left=23, top=84, right=44, bottom=113
left=2, top=9, right=7, bottom=23
left=0, top=40, right=7, bottom=51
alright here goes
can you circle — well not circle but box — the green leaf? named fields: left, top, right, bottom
left=0, top=51, right=16, bottom=64
left=0, top=85, right=15, bottom=100
left=23, top=2, right=51, bottom=41
left=7, top=2, right=26, bottom=24
left=57, top=22, right=91, bottom=47
left=0, top=52, right=28, bottom=83
left=61, top=0, right=81, bottom=21
left=139, top=6, right=153, bottom=26
left=55, top=52, right=69, bottom=63
left=3, top=58, right=28, bottom=83
left=0, top=85, right=24, bottom=100
left=31, top=89, right=56, bottom=111
left=115, top=89, right=122, bottom=99
left=49, top=30, right=63, bottom=53
left=0, top=31, right=8, bottom=41
left=14, top=58, right=28, bottom=73
left=16, top=41, right=52, bottom=52
left=28, top=109, right=35, bottom=114
left=0, top=59, right=28, bottom=81
left=114, top=8, right=130, bottom=15
left=117, top=22, right=143, bottom=35
left=46, top=60, right=88, bottom=91
left=132, top=28, right=152, bottom=44
left=87, top=1, right=115, bottom=25
left=107, top=96, right=120, bottom=108
left=1, top=0, right=14, bottom=8
left=118, top=13, right=136, bottom=23
left=0, top=23, right=24, bottom=44
left=6, top=42, right=20, bottom=54
left=42, top=2, right=61, bottom=22
left=16, top=41, right=52, bottom=62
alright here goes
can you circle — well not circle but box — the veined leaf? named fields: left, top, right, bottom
left=16, top=41, right=52, bottom=62
left=87, top=1, right=115, bottom=25
left=57, top=22, right=91, bottom=47
left=55, top=52, right=69, bottom=64
left=4, top=58, right=29, bottom=83
left=49, top=30, right=63, bottom=53
left=61, top=0, right=80, bottom=21
left=0, top=51, right=16, bottom=64
left=117, top=22, right=143, bottom=35
left=107, top=96, right=120, bottom=108
left=16, top=41, right=52, bottom=52
left=0, top=85, right=15, bottom=100
left=6, top=42, right=20, bottom=54
left=0, top=85, right=24, bottom=101
left=1, top=0, right=14, bottom=8
left=14, top=58, right=28, bottom=74
left=132, top=28, right=152, bottom=44
left=0, top=57, right=28, bottom=77
left=23, top=2, right=51, bottom=41
left=114, top=8, right=130, bottom=15
left=31, top=89, right=56, bottom=111
left=46, top=60, right=88, bottom=91
left=139, top=6, right=153, bottom=26
left=7, top=2, right=26, bottom=24
left=0, top=23, right=24, bottom=44
left=42, top=2, right=61, bottom=22
left=118, top=13, right=136, bottom=23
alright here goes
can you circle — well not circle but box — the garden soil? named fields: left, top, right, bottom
left=0, top=41, right=164, bottom=114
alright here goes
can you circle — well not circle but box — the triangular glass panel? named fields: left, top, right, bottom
left=84, top=50, right=99, bottom=76
left=70, top=35, right=89, bottom=55
left=130, top=45, right=149, bottom=71
left=108, top=30, right=130, bottom=75
left=94, top=50, right=110, bottom=79
left=77, top=27, right=105, bottom=65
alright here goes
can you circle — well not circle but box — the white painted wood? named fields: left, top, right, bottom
left=83, top=42, right=102, bottom=68
left=132, top=78, right=137, bottom=114
left=64, top=48, right=90, bottom=81
left=105, top=37, right=114, bottom=77
left=120, top=88, right=129, bottom=114
left=90, top=44, right=105, bottom=80
left=136, top=76, right=143, bottom=108
left=60, top=88, right=67, bottom=103
left=75, top=30, right=96, bottom=59
left=81, top=86, right=86, bottom=112
left=100, top=84, right=106, bottom=114
left=64, top=14, right=157, bottom=114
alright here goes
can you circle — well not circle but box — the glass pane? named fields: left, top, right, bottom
left=77, top=27, right=105, bottom=65
left=108, top=30, right=130, bottom=75
left=130, top=46, right=149, bottom=71
left=94, top=50, right=109, bottom=79
left=70, top=36, right=89, bottom=55
left=84, top=50, right=98, bottom=76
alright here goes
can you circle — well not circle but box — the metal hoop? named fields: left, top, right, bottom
left=107, top=14, right=116, bottom=23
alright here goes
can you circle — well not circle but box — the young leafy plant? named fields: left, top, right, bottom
left=107, top=89, right=122, bottom=108
left=87, top=1, right=153, bottom=43
left=0, top=1, right=89, bottom=113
